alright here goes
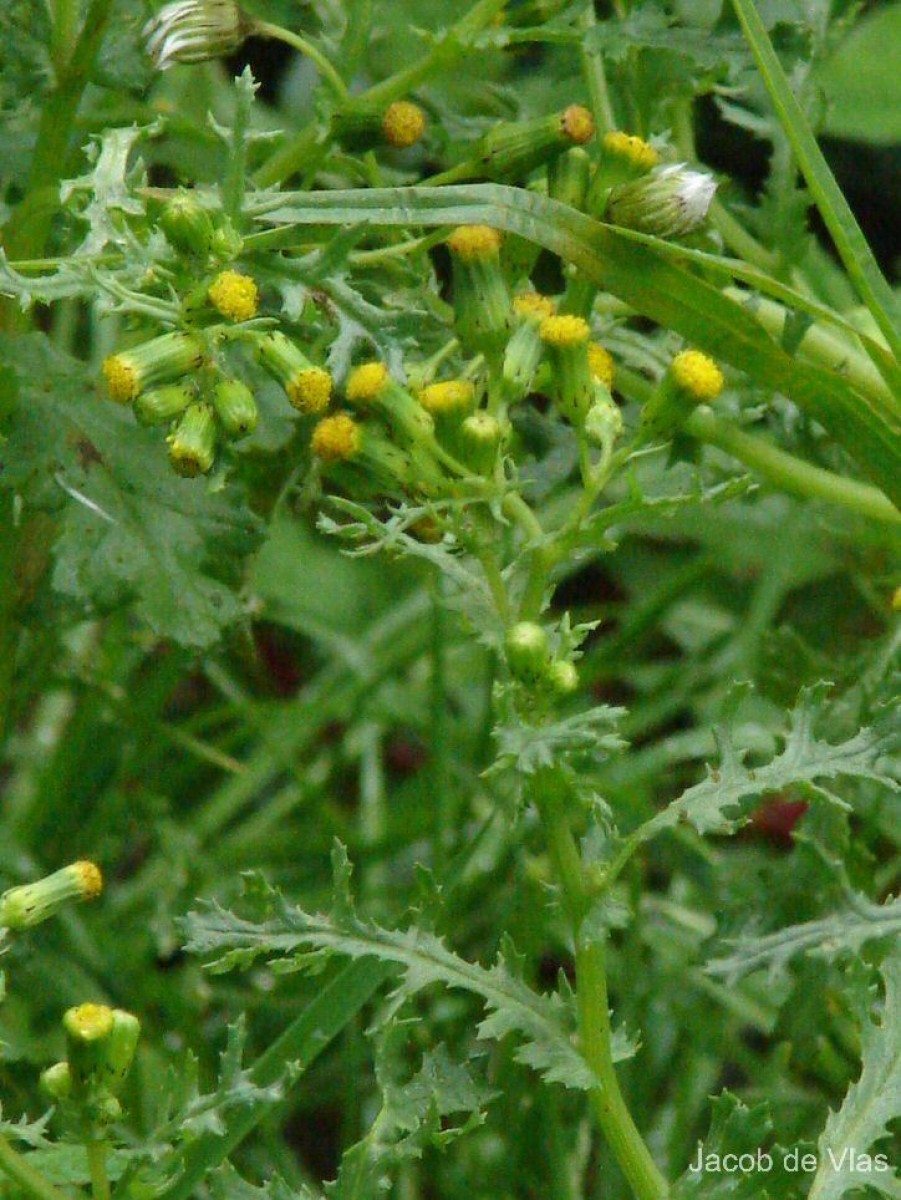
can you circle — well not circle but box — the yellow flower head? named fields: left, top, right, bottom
left=539, top=314, right=590, bottom=348
left=287, top=367, right=332, bottom=414
left=562, top=105, right=595, bottom=145
left=418, top=379, right=476, bottom=415
left=72, top=861, right=103, bottom=901
left=382, top=101, right=426, bottom=148
left=446, top=225, right=503, bottom=262
left=346, top=361, right=390, bottom=405
left=208, top=270, right=259, bottom=322
left=513, top=292, right=556, bottom=321
left=102, top=355, right=140, bottom=403
left=602, top=131, right=659, bottom=171
left=670, top=349, right=724, bottom=400
left=64, top=1003, right=115, bottom=1043
left=311, top=413, right=362, bottom=462
left=588, top=342, right=615, bottom=388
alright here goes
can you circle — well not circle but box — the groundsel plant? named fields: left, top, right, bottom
left=0, top=0, right=898, bottom=1197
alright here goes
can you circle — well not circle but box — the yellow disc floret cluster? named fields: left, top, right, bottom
left=73, top=861, right=104, bottom=901
left=446, top=225, right=503, bottom=262
left=670, top=350, right=724, bottom=400
left=66, top=1003, right=114, bottom=1041
left=603, top=131, right=659, bottom=171
left=540, top=314, right=590, bottom=348
left=382, top=101, right=427, bottom=149
left=418, top=379, right=476, bottom=415
left=588, top=342, right=615, bottom=388
left=561, top=105, right=595, bottom=145
left=102, top=355, right=140, bottom=404
left=287, top=367, right=332, bottom=414
left=208, top=270, right=259, bottom=322
left=347, top=362, right=390, bottom=404
left=513, top=292, right=556, bottom=321
left=311, top=414, right=362, bottom=462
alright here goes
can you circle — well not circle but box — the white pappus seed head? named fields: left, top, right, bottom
left=143, top=0, right=249, bottom=70
left=606, top=163, right=717, bottom=238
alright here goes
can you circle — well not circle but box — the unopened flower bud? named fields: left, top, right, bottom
left=101, top=1010, right=141, bottom=1094
left=547, top=659, right=579, bottom=696
left=311, top=414, right=424, bottom=492
left=334, top=100, right=427, bottom=151
left=458, top=411, right=504, bottom=475
left=584, top=389, right=623, bottom=446
left=64, top=1004, right=115, bottom=1093
left=446, top=225, right=511, bottom=357
left=167, top=403, right=217, bottom=476
left=464, top=105, right=595, bottom=182
left=159, top=192, right=215, bottom=256
left=133, top=382, right=193, bottom=426
left=40, top=1062, right=73, bottom=1102
left=255, top=331, right=332, bottom=414
left=210, top=218, right=244, bottom=262
left=211, top=378, right=258, bottom=438
left=505, top=622, right=551, bottom=687
left=587, top=131, right=660, bottom=213
left=503, top=292, right=556, bottom=401
left=606, top=164, right=716, bottom=239
left=0, top=861, right=102, bottom=931
left=539, top=314, right=594, bottom=425
left=143, top=0, right=249, bottom=70
left=548, top=147, right=591, bottom=211
left=102, top=333, right=203, bottom=404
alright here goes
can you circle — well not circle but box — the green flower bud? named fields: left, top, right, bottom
left=64, top=1004, right=115, bottom=1094
left=210, top=218, right=244, bottom=262
left=40, top=1062, right=73, bottom=1102
left=255, top=331, right=332, bottom=415
left=0, top=861, right=102, bottom=931
left=606, top=164, right=716, bottom=239
left=212, top=378, right=258, bottom=438
left=505, top=622, right=551, bottom=686
left=133, top=382, right=193, bottom=426
left=346, top=362, right=435, bottom=444
left=503, top=292, right=556, bottom=402
left=102, top=333, right=203, bottom=404
left=159, top=192, right=214, bottom=256
left=101, top=1010, right=141, bottom=1094
left=547, top=659, right=579, bottom=696
left=333, top=100, right=427, bottom=151
left=311, top=414, right=424, bottom=493
left=548, top=147, right=591, bottom=211
left=456, top=106, right=594, bottom=183
left=539, top=314, right=594, bottom=425
left=167, top=403, right=217, bottom=477
left=458, top=412, right=504, bottom=475
left=584, top=387, right=623, bottom=446
left=446, top=226, right=512, bottom=357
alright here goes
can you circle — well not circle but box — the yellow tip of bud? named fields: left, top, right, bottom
left=287, top=367, right=332, bottom=414
left=65, top=1003, right=114, bottom=1042
left=346, top=362, right=390, bottom=404
left=540, top=314, right=590, bottom=348
left=513, top=292, right=556, bottom=321
left=311, top=413, right=362, bottom=462
left=381, top=100, right=426, bottom=148
left=893, top=585, right=901, bottom=612
left=73, top=861, right=103, bottom=901
left=602, top=131, right=659, bottom=170
left=562, top=105, right=595, bottom=145
left=417, top=379, right=476, bottom=415
left=208, top=270, right=259, bottom=322
left=102, top=355, right=139, bottom=404
left=587, top=342, right=615, bottom=388
left=670, top=350, right=724, bottom=400
left=446, top=225, right=503, bottom=261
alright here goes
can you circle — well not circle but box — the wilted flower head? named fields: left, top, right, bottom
left=144, top=0, right=249, bottom=70
left=606, top=164, right=717, bottom=238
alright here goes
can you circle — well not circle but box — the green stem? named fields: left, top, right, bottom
left=252, top=22, right=350, bottom=102
left=0, top=1134, right=69, bottom=1200
left=86, top=1140, right=111, bottom=1200
left=684, top=406, right=899, bottom=524
left=531, top=770, right=668, bottom=1200
left=0, top=490, right=19, bottom=755
left=578, top=1, right=616, bottom=134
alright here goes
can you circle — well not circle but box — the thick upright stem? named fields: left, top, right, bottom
left=531, top=770, right=669, bottom=1200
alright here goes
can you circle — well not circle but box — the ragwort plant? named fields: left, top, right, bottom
left=0, top=0, right=899, bottom=1196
